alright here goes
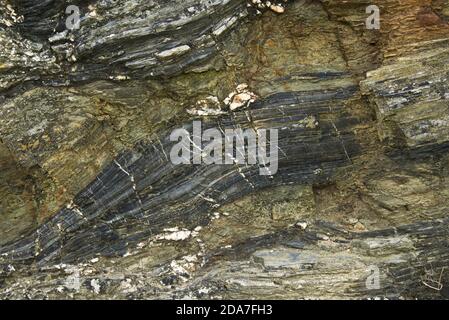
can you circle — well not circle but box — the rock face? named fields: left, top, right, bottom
left=0, top=0, right=448, bottom=299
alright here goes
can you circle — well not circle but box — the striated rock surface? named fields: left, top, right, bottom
left=0, top=0, right=449, bottom=299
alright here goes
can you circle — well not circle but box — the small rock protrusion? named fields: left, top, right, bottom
left=296, top=222, right=308, bottom=230
left=249, top=0, right=286, bottom=14
left=353, top=221, right=367, bottom=232
left=187, top=96, right=226, bottom=116
left=224, top=83, right=258, bottom=111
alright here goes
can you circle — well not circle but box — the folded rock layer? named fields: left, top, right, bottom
left=0, top=0, right=448, bottom=299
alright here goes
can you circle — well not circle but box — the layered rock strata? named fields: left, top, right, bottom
left=0, top=0, right=449, bottom=299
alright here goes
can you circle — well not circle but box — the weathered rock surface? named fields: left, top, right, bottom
left=0, top=0, right=449, bottom=299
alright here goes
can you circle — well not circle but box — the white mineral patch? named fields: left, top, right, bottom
left=187, top=95, right=226, bottom=116
left=296, top=222, right=308, bottom=230
left=156, top=45, right=191, bottom=59
left=299, top=115, right=319, bottom=129
left=109, top=75, right=129, bottom=80
left=49, top=31, right=69, bottom=43
left=163, top=230, right=192, bottom=241
left=198, top=287, right=211, bottom=294
left=169, top=254, right=199, bottom=281
left=90, top=279, right=101, bottom=294
left=64, top=270, right=81, bottom=292
left=119, top=279, right=138, bottom=294
left=169, top=260, right=189, bottom=277
left=270, top=4, right=285, bottom=13
left=250, top=0, right=286, bottom=13
left=187, top=96, right=226, bottom=116
left=224, top=83, right=257, bottom=111
left=1, top=4, right=24, bottom=26
left=156, top=227, right=200, bottom=241
left=230, top=92, right=253, bottom=110
left=210, top=212, right=221, bottom=221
